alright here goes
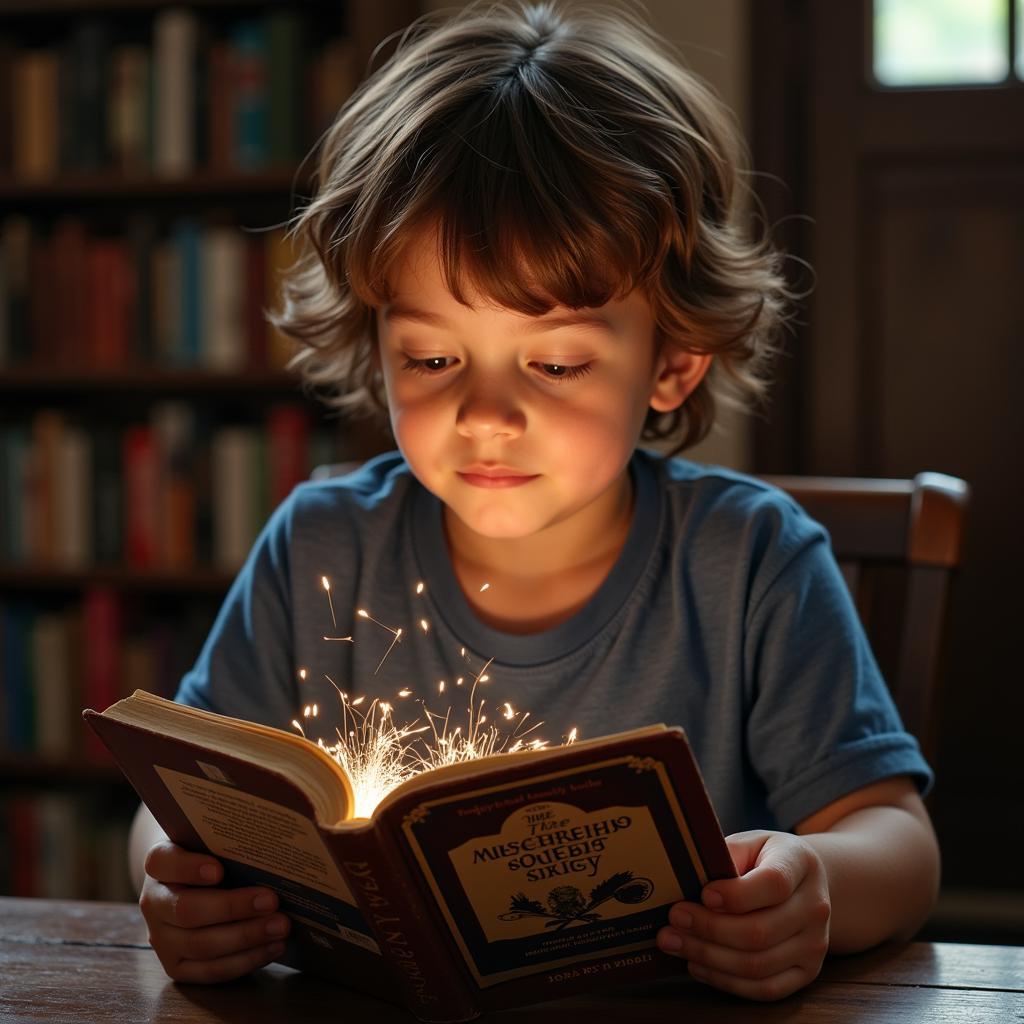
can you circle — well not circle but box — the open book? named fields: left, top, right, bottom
left=84, top=691, right=735, bottom=1022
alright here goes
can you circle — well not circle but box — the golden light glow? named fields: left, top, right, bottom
left=293, top=578, right=579, bottom=818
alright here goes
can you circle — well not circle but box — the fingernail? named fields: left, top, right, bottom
left=703, top=889, right=723, bottom=908
left=265, top=916, right=288, bottom=937
left=199, top=863, right=219, bottom=882
left=661, top=931, right=683, bottom=953
left=672, top=909, right=693, bottom=929
left=253, top=893, right=276, bottom=912
left=267, top=942, right=286, bottom=958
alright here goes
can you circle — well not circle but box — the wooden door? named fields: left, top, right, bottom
left=751, top=0, right=1024, bottom=902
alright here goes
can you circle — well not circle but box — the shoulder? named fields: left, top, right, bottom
left=249, top=451, right=417, bottom=563
left=284, top=450, right=414, bottom=520
left=645, top=451, right=824, bottom=552
left=637, top=451, right=832, bottom=609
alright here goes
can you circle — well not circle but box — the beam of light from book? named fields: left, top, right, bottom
left=299, top=578, right=576, bottom=817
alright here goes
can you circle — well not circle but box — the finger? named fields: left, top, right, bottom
left=166, top=912, right=291, bottom=964
left=171, top=941, right=287, bottom=985
left=704, top=842, right=818, bottom=914
left=722, top=830, right=772, bottom=875
left=664, top=899, right=808, bottom=952
left=144, top=842, right=224, bottom=886
left=150, top=884, right=280, bottom=930
left=659, top=925, right=827, bottom=983
left=686, top=961, right=816, bottom=1002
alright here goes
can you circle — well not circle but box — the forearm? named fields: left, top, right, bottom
left=802, top=803, right=940, bottom=953
left=128, top=803, right=168, bottom=892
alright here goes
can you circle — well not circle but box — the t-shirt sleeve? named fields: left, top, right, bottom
left=173, top=493, right=299, bottom=729
left=743, top=506, right=933, bottom=831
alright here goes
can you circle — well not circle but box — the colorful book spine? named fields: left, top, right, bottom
left=230, top=19, right=269, bottom=170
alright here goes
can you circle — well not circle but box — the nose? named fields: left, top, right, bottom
left=455, top=380, right=526, bottom=441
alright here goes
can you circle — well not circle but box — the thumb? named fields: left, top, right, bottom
left=722, top=829, right=773, bottom=876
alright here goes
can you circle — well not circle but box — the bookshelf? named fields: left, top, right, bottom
left=0, top=0, right=413, bottom=900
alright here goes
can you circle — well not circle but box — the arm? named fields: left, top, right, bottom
left=657, top=776, right=940, bottom=1000
left=797, top=776, right=939, bottom=951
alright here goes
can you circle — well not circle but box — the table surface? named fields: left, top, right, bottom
left=2, top=897, right=1022, bottom=1023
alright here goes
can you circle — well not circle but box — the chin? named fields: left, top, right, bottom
left=451, top=503, right=545, bottom=540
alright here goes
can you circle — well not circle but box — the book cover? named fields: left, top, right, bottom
left=85, top=694, right=734, bottom=1020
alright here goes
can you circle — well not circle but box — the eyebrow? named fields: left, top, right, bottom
left=382, top=304, right=615, bottom=335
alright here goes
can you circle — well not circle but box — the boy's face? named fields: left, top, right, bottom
left=376, top=229, right=707, bottom=544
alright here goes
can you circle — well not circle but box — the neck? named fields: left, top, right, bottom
left=442, top=471, right=635, bottom=632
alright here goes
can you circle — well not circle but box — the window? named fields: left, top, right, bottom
left=873, top=0, right=1018, bottom=86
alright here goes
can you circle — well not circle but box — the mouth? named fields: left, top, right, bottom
left=457, top=465, right=540, bottom=489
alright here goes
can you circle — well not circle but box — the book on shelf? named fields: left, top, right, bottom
left=1, top=10, right=354, bottom=181
left=85, top=692, right=736, bottom=1022
left=0, top=215, right=303, bottom=372
left=0, top=408, right=323, bottom=572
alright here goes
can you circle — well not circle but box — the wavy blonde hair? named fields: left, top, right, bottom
left=271, top=1, right=790, bottom=453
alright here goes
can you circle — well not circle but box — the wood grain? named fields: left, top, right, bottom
left=2, top=899, right=1022, bottom=1024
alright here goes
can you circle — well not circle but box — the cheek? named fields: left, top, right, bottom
left=544, top=404, right=639, bottom=475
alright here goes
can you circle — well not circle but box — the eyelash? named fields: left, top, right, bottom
left=400, top=357, right=594, bottom=383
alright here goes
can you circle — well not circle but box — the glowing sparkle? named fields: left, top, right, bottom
left=479, top=582, right=490, bottom=593
left=298, top=668, right=307, bottom=681
left=322, top=576, right=337, bottom=629
left=308, top=578, right=557, bottom=818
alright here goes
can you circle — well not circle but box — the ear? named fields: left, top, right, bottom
left=649, top=343, right=712, bottom=413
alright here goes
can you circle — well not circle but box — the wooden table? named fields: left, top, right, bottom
left=2, top=897, right=1022, bottom=1022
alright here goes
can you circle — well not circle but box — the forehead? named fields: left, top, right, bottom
left=383, top=225, right=655, bottom=332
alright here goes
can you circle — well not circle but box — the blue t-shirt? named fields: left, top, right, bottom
left=175, top=449, right=931, bottom=834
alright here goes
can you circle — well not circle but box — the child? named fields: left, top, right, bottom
left=129, top=0, right=939, bottom=1002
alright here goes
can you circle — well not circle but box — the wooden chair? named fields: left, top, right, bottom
left=762, top=472, right=970, bottom=760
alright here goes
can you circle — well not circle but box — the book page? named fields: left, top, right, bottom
left=155, top=765, right=379, bottom=955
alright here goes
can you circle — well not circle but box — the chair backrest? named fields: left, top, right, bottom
left=761, top=472, right=970, bottom=759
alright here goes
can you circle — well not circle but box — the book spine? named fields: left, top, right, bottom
left=123, top=424, right=159, bottom=567
left=82, top=587, right=122, bottom=760
left=332, top=828, right=479, bottom=1023
left=14, top=51, right=59, bottom=181
left=154, top=8, right=196, bottom=177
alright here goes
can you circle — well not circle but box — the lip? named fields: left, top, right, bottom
left=457, top=465, right=539, bottom=488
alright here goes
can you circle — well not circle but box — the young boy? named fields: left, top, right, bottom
left=129, top=1, right=939, bottom=1002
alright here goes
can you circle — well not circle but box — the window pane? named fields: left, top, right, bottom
left=1017, top=0, right=1023, bottom=78
left=873, top=0, right=1009, bottom=86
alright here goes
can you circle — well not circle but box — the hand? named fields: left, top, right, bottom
left=657, top=830, right=831, bottom=1000
left=139, top=840, right=291, bottom=983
